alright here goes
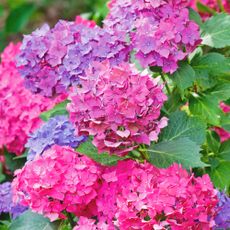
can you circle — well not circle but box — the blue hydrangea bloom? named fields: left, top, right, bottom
left=0, top=182, right=27, bottom=219
left=26, top=115, right=86, bottom=161
left=215, top=191, right=230, bottom=229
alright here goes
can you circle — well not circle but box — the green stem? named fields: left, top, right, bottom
left=217, top=0, right=225, bottom=12
left=66, top=212, right=75, bottom=228
left=160, top=73, right=171, bottom=95
left=139, top=144, right=150, bottom=161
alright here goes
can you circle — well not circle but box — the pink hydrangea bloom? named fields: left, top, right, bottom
left=220, top=102, right=230, bottom=113
left=67, top=61, right=167, bottom=155
left=104, top=0, right=201, bottom=73
left=0, top=43, right=65, bottom=155
left=215, top=128, right=230, bottom=142
left=75, top=16, right=96, bottom=28
left=96, top=160, right=218, bottom=229
left=12, top=145, right=103, bottom=221
left=214, top=103, right=230, bottom=142
left=188, top=0, right=230, bottom=19
left=73, top=217, right=114, bottom=230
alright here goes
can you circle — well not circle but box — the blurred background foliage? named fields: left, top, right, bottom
left=0, top=0, right=108, bottom=51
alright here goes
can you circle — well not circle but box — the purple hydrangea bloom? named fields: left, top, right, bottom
left=104, top=0, right=201, bottom=74
left=215, top=192, right=230, bottom=229
left=26, top=115, right=86, bottom=161
left=17, top=20, right=130, bottom=97
left=0, top=182, right=12, bottom=214
left=0, top=182, right=27, bottom=219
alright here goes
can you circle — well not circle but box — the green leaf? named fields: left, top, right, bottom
left=0, top=163, right=6, bottom=183
left=191, top=53, right=230, bottom=90
left=4, top=148, right=26, bottom=172
left=189, top=7, right=203, bottom=27
left=76, top=140, right=127, bottom=166
left=189, top=93, right=222, bottom=126
left=206, top=83, right=230, bottom=101
left=206, top=130, right=220, bottom=154
left=172, top=63, right=195, bottom=97
left=9, top=210, right=60, bottom=230
left=192, top=53, right=230, bottom=77
left=5, top=3, right=36, bottom=33
left=218, top=140, right=230, bottom=161
left=40, top=100, right=69, bottom=122
left=0, top=224, right=8, bottom=230
left=163, top=88, right=184, bottom=113
left=201, top=13, right=230, bottom=48
left=148, top=138, right=206, bottom=169
left=0, top=4, right=4, bottom=17
left=210, top=161, right=230, bottom=189
left=220, top=113, right=230, bottom=132
left=160, top=111, right=206, bottom=145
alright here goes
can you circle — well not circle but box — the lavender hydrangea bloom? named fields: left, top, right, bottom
left=215, top=192, right=230, bottom=229
left=26, top=115, right=86, bottom=161
left=17, top=20, right=130, bottom=97
left=104, top=0, right=201, bottom=74
left=0, top=182, right=27, bottom=219
left=0, top=182, right=12, bottom=214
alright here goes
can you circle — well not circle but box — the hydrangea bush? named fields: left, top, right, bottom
left=1, top=0, right=230, bottom=229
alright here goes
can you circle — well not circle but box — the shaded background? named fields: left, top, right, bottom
left=0, top=0, right=108, bottom=51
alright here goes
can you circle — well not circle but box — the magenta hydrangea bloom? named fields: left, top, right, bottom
left=0, top=182, right=27, bottom=219
left=0, top=43, right=66, bottom=155
left=17, top=19, right=130, bottom=97
left=215, top=191, right=230, bottom=229
left=73, top=217, right=114, bottom=230
left=75, top=16, right=97, bottom=28
left=67, top=61, right=167, bottom=155
left=96, top=160, right=218, bottom=229
left=104, top=0, right=201, bottom=73
left=12, top=145, right=103, bottom=221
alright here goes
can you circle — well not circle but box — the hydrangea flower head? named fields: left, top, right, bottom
left=104, top=0, right=201, bottom=73
left=215, top=191, right=230, bottom=229
left=67, top=61, right=167, bottom=155
left=12, top=145, right=103, bottom=221
left=0, top=43, right=65, bottom=155
left=26, top=115, right=87, bottom=161
left=17, top=19, right=130, bottom=97
left=96, top=160, right=218, bottom=229
left=0, top=182, right=27, bottom=219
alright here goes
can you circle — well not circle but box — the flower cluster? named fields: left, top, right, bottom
left=0, top=182, right=27, bottom=219
left=0, top=43, right=65, bottom=155
left=26, top=115, right=87, bottom=161
left=104, top=0, right=201, bottom=73
left=13, top=152, right=218, bottom=228
left=12, top=145, right=103, bottom=221
left=214, top=102, right=230, bottom=142
left=96, top=160, right=218, bottom=229
left=17, top=18, right=130, bottom=97
left=73, top=217, right=111, bottom=230
left=189, top=0, right=230, bottom=19
left=215, top=191, right=230, bottom=229
left=68, top=61, right=167, bottom=155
